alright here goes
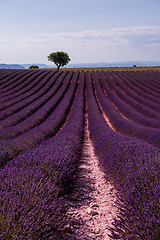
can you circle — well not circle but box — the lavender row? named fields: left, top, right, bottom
left=0, top=71, right=53, bottom=113
left=111, top=71, right=160, bottom=107
left=0, top=70, right=38, bottom=94
left=104, top=71, right=160, bottom=112
left=142, top=71, right=160, bottom=83
left=124, top=70, right=160, bottom=93
left=0, top=71, right=85, bottom=239
left=0, top=70, right=46, bottom=102
left=0, top=71, right=64, bottom=129
left=97, top=71, right=160, bottom=127
left=125, top=71, right=160, bottom=92
left=0, top=71, right=70, bottom=139
left=50, top=70, right=85, bottom=192
left=0, top=69, right=17, bottom=81
left=0, top=71, right=51, bottom=111
left=92, top=71, right=160, bottom=147
left=0, top=71, right=56, bottom=118
left=0, top=69, right=27, bottom=89
left=131, top=71, right=160, bottom=89
left=0, top=71, right=52, bottom=105
left=86, top=70, right=160, bottom=239
left=116, top=71, right=160, bottom=99
left=125, top=71, right=160, bottom=87
left=0, top=69, right=24, bottom=86
left=0, top=71, right=60, bottom=120
left=0, top=71, right=78, bottom=166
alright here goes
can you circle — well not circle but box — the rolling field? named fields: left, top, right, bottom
left=0, top=68, right=160, bottom=239
left=43, top=66, right=160, bottom=72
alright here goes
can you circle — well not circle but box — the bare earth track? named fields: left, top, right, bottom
left=64, top=115, right=117, bottom=239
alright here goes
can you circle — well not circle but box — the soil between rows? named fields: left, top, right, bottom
left=63, top=116, right=117, bottom=240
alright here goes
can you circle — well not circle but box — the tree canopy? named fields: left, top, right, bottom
left=29, top=65, right=39, bottom=69
left=47, top=51, right=71, bottom=71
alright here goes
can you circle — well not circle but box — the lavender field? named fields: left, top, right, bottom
left=0, top=69, right=160, bottom=239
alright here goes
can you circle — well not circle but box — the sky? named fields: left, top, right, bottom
left=0, top=0, right=160, bottom=65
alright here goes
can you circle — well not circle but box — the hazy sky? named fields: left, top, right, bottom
left=0, top=0, right=160, bottom=64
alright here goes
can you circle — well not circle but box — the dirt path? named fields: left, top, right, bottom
left=64, top=117, right=117, bottom=239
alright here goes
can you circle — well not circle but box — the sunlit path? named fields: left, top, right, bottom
left=65, top=115, right=117, bottom=239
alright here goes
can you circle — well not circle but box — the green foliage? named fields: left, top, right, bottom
left=133, top=64, right=136, bottom=67
left=47, top=51, right=71, bottom=70
left=29, top=65, right=39, bottom=69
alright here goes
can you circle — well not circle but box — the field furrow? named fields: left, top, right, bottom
left=104, top=71, right=160, bottom=112
left=0, top=71, right=57, bottom=117
left=0, top=69, right=28, bottom=89
left=116, top=71, right=160, bottom=98
left=131, top=71, right=160, bottom=88
left=97, top=71, right=160, bottom=125
left=0, top=70, right=85, bottom=239
left=0, top=71, right=64, bottom=129
left=125, top=71, right=160, bottom=92
left=0, top=70, right=78, bottom=166
left=0, top=69, right=159, bottom=239
left=0, top=71, right=72, bottom=138
left=92, top=70, right=160, bottom=147
left=0, top=71, right=54, bottom=104
left=0, top=70, right=38, bottom=94
left=86, top=70, right=160, bottom=240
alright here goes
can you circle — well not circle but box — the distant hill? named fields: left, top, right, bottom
left=1, top=61, right=160, bottom=70
left=0, top=64, right=24, bottom=69
left=66, top=61, right=160, bottom=68
left=21, top=61, right=160, bottom=69
left=22, top=64, right=51, bottom=69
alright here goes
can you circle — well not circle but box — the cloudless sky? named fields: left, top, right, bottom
left=0, top=0, right=160, bottom=64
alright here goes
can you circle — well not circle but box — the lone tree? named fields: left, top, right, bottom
left=47, top=51, right=71, bottom=71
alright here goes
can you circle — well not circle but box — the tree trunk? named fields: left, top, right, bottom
left=57, top=64, right=60, bottom=71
